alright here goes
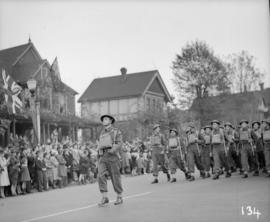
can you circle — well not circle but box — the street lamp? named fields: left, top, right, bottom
left=27, top=78, right=40, bottom=145
left=27, top=78, right=37, bottom=97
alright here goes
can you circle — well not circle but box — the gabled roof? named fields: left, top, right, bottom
left=11, top=60, right=47, bottom=83
left=0, top=41, right=78, bottom=95
left=78, top=70, right=171, bottom=103
left=0, top=43, right=31, bottom=73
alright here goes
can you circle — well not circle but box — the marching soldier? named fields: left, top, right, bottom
left=97, top=114, right=123, bottom=206
left=224, top=122, right=237, bottom=172
left=261, top=119, right=270, bottom=177
left=185, top=125, right=205, bottom=181
left=201, top=125, right=212, bottom=178
left=252, top=121, right=265, bottom=174
left=150, top=124, right=171, bottom=184
left=211, top=120, right=231, bottom=180
left=167, top=128, right=189, bottom=182
left=238, top=120, right=258, bottom=178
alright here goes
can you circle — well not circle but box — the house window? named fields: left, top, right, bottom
left=147, top=98, right=150, bottom=111
left=109, top=100, right=118, bottom=115
left=152, top=99, right=156, bottom=111
left=129, top=98, right=138, bottom=113
left=100, top=101, right=109, bottom=114
left=119, top=99, right=128, bottom=114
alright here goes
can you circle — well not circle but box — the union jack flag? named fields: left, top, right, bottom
left=1, top=69, right=23, bottom=114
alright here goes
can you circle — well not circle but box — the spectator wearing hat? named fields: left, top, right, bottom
left=167, top=128, right=189, bottom=182
left=44, top=152, right=55, bottom=189
left=56, top=148, right=67, bottom=188
left=35, top=151, right=47, bottom=192
left=210, top=120, right=231, bottom=180
left=150, top=124, right=171, bottom=184
left=261, top=119, right=270, bottom=177
left=185, top=125, right=205, bottom=181
left=201, top=125, right=212, bottom=178
left=20, top=153, right=31, bottom=194
left=50, top=151, right=59, bottom=188
left=238, top=120, right=259, bottom=178
left=252, top=121, right=265, bottom=173
left=97, top=114, right=123, bottom=206
left=8, top=150, right=20, bottom=196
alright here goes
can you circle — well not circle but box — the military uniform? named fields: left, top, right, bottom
left=224, top=122, right=237, bottom=172
left=185, top=127, right=205, bottom=181
left=238, top=120, right=258, bottom=178
left=97, top=114, right=123, bottom=206
left=201, top=126, right=212, bottom=177
left=167, top=129, right=188, bottom=182
left=262, top=120, right=270, bottom=176
left=252, top=121, right=265, bottom=172
left=211, top=120, right=231, bottom=179
left=150, top=124, right=170, bottom=183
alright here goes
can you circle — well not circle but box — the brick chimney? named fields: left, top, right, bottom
left=259, top=82, right=264, bottom=91
left=120, top=67, right=127, bottom=81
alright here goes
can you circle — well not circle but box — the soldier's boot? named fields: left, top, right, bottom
left=212, top=174, right=219, bottom=180
left=185, top=172, right=191, bottom=180
left=242, top=172, right=248, bottom=178
left=266, top=171, right=270, bottom=177
left=206, top=172, right=211, bottom=178
left=151, top=178, right=158, bottom=184
left=225, top=171, right=231, bottom=178
left=170, top=178, right=177, bottom=183
left=188, top=175, right=195, bottom=181
left=98, top=197, right=109, bottom=207
left=253, top=170, right=259, bottom=176
left=239, top=169, right=244, bottom=175
left=219, top=169, right=224, bottom=175
left=114, top=196, right=123, bottom=205
left=166, top=173, right=171, bottom=182
left=200, top=171, right=206, bottom=179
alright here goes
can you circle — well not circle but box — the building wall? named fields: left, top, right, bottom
left=81, top=97, right=140, bottom=121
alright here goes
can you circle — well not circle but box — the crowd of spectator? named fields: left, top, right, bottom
left=0, top=135, right=153, bottom=199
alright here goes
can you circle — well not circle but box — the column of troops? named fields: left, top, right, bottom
left=149, top=119, right=270, bottom=183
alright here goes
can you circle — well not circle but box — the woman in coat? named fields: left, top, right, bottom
left=0, top=147, right=10, bottom=198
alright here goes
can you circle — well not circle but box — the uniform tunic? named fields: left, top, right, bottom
left=168, top=136, right=186, bottom=174
left=211, top=129, right=230, bottom=174
left=201, top=133, right=211, bottom=172
left=97, top=126, right=123, bottom=194
left=239, top=127, right=258, bottom=173
left=262, top=128, right=270, bottom=172
left=150, top=132, right=169, bottom=177
left=186, top=132, right=204, bottom=173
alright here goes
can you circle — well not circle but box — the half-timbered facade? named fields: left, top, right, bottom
left=79, top=68, right=171, bottom=139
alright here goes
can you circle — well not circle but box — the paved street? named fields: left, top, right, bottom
left=0, top=173, right=269, bottom=222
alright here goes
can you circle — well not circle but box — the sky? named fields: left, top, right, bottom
left=0, top=0, right=269, bottom=110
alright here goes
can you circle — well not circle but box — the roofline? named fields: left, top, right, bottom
left=92, top=69, right=159, bottom=81
left=12, top=42, right=42, bottom=66
left=142, top=71, right=172, bottom=102
left=78, top=94, right=141, bottom=103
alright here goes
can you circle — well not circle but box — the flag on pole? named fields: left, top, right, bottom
left=1, top=69, right=23, bottom=114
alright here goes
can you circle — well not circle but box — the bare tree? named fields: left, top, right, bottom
left=227, top=51, right=264, bottom=93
